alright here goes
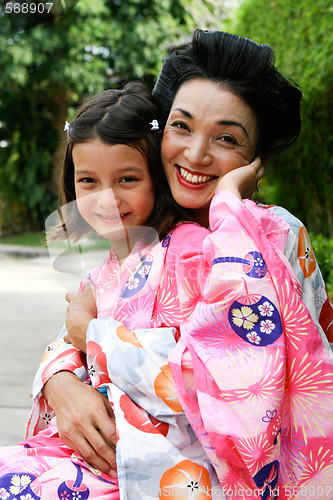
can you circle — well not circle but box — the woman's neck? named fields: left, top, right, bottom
left=192, top=207, right=209, bottom=228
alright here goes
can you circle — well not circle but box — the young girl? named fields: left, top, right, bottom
left=0, top=82, right=227, bottom=499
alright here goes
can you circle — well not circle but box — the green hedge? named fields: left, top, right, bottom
left=310, top=233, right=333, bottom=297
left=233, top=0, right=333, bottom=237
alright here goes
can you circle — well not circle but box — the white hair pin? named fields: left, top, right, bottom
left=64, top=121, right=70, bottom=131
left=149, top=119, right=159, bottom=131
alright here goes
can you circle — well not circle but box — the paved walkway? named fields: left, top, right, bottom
left=0, top=244, right=96, bottom=445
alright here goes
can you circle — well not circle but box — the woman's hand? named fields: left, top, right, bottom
left=43, top=371, right=117, bottom=477
left=64, top=280, right=97, bottom=353
left=216, top=157, right=264, bottom=200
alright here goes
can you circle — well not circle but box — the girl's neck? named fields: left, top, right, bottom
left=108, top=226, right=157, bottom=265
left=110, top=234, right=132, bottom=265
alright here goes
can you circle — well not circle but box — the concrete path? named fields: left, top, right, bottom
left=0, top=246, right=90, bottom=445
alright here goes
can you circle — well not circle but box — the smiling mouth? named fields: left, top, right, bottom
left=178, top=166, right=216, bottom=185
left=98, top=213, right=128, bottom=221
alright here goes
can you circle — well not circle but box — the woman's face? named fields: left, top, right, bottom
left=161, top=79, right=259, bottom=226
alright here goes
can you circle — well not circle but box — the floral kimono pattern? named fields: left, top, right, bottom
left=168, top=193, right=333, bottom=499
left=0, top=223, right=225, bottom=499
left=0, top=191, right=332, bottom=500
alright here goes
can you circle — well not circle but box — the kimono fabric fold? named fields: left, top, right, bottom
left=169, top=193, right=333, bottom=500
left=0, top=223, right=225, bottom=499
left=0, top=191, right=332, bottom=500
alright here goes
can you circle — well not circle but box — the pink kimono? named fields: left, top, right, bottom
left=0, top=191, right=332, bottom=500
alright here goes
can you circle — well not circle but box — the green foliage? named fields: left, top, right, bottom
left=0, top=0, right=191, bottom=234
left=310, top=232, right=333, bottom=297
left=0, top=231, right=46, bottom=246
left=233, top=0, right=333, bottom=237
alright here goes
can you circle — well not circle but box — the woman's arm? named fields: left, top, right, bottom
left=28, top=275, right=118, bottom=474
left=43, top=370, right=117, bottom=476
left=216, top=156, right=264, bottom=200
left=64, top=279, right=97, bottom=352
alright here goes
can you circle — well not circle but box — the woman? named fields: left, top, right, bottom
left=18, top=30, right=333, bottom=497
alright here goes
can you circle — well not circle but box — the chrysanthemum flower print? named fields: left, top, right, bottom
left=246, top=332, right=261, bottom=344
left=258, top=301, right=274, bottom=317
left=0, top=488, right=9, bottom=500
left=9, top=474, right=32, bottom=495
left=260, top=320, right=275, bottom=334
left=231, top=306, right=259, bottom=330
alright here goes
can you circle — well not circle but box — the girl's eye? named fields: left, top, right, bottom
left=79, top=177, right=96, bottom=183
left=120, top=176, right=138, bottom=183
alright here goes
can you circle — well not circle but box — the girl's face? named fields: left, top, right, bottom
left=161, top=79, right=259, bottom=226
left=73, top=138, right=155, bottom=240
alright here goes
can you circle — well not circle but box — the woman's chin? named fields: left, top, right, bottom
left=173, top=191, right=212, bottom=212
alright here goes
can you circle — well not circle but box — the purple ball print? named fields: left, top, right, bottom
left=213, top=251, right=267, bottom=279
left=228, top=294, right=283, bottom=346
left=57, top=463, right=90, bottom=499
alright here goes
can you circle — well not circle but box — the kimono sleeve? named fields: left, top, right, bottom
left=169, top=190, right=333, bottom=494
left=25, top=326, right=88, bottom=437
left=267, top=204, right=333, bottom=344
left=25, top=268, right=95, bottom=437
left=26, top=255, right=114, bottom=438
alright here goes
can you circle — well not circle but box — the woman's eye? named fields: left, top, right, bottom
left=218, top=135, right=238, bottom=146
left=171, top=121, right=190, bottom=132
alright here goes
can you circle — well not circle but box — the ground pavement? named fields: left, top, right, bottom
left=0, top=243, right=108, bottom=446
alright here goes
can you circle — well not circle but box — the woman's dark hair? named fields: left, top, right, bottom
left=53, top=81, right=191, bottom=242
left=153, top=29, right=302, bottom=160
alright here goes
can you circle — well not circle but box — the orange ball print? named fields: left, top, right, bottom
left=116, top=324, right=142, bottom=347
left=159, top=460, right=212, bottom=499
left=154, top=364, right=183, bottom=412
left=298, top=226, right=316, bottom=278
left=40, top=340, right=62, bottom=363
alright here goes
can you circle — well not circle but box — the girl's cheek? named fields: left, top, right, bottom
left=76, top=198, right=88, bottom=218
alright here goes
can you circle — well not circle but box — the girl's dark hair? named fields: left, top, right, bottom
left=53, top=81, right=191, bottom=242
left=153, top=29, right=302, bottom=160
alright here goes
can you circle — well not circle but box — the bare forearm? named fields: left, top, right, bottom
left=42, top=371, right=117, bottom=475
left=42, top=370, right=80, bottom=409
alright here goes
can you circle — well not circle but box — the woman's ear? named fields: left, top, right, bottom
left=260, top=153, right=272, bottom=166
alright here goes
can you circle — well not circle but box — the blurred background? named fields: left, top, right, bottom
left=0, top=0, right=332, bottom=287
